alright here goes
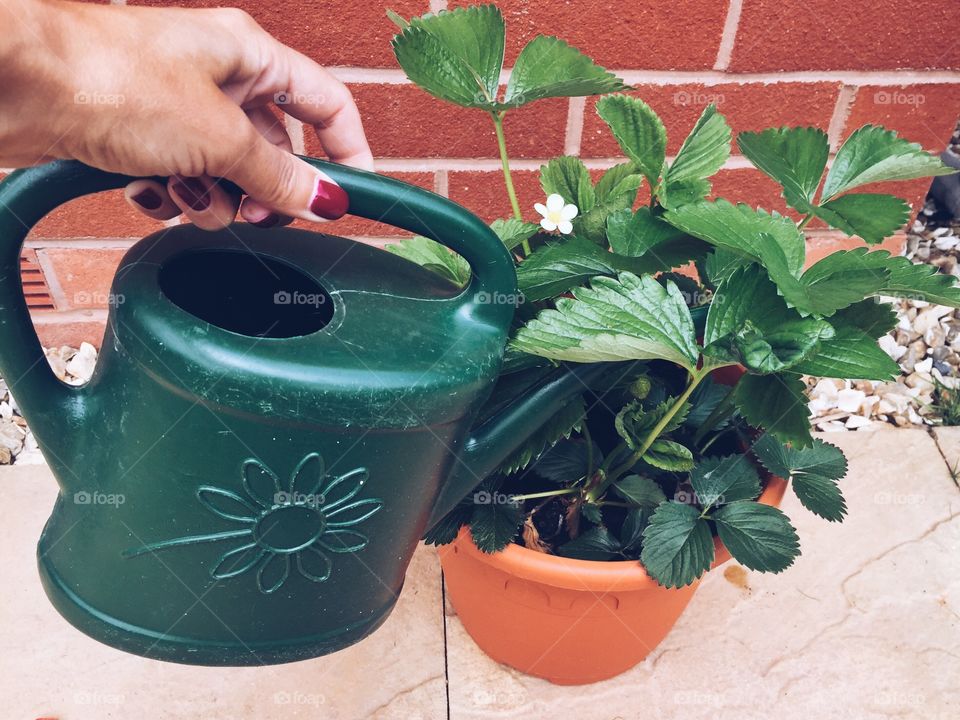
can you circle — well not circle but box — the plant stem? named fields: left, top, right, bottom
left=691, top=380, right=738, bottom=447
left=582, top=423, right=595, bottom=479
left=491, top=111, right=531, bottom=256
left=511, top=487, right=578, bottom=502
left=797, top=212, right=814, bottom=230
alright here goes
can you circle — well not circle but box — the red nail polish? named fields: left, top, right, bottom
left=171, top=176, right=210, bottom=211
left=131, top=187, right=163, bottom=211
left=310, top=177, right=349, bottom=220
left=251, top=213, right=280, bottom=228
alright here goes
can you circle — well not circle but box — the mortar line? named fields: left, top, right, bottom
left=713, top=0, right=743, bottom=71
left=827, top=85, right=859, bottom=149
left=564, top=97, right=586, bottom=156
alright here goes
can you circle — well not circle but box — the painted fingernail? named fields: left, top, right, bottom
left=251, top=212, right=280, bottom=228
left=310, top=177, right=349, bottom=220
left=171, top=176, right=211, bottom=211
left=130, top=187, right=163, bottom=211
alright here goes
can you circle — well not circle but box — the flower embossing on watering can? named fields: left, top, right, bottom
left=124, top=453, right=382, bottom=594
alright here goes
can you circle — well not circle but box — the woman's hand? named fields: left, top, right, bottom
left=0, top=0, right=373, bottom=229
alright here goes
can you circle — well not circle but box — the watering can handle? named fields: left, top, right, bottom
left=0, top=158, right=517, bottom=425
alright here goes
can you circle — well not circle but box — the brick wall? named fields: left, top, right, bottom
left=9, top=0, right=960, bottom=347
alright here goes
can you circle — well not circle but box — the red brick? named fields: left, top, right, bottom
left=842, top=84, right=960, bottom=151
left=729, top=0, right=960, bottom=71
left=130, top=0, right=425, bottom=67
left=40, top=248, right=128, bottom=310
left=581, top=83, right=840, bottom=157
left=32, top=314, right=108, bottom=349
left=288, top=171, right=435, bottom=236
left=305, top=84, right=568, bottom=159
left=447, top=0, right=728, bottom=70
left=28, top=190, right=166, bottom=239
left=448, top=170, right=543, bottom=223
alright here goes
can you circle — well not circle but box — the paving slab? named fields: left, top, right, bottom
left=932, top=426, right=960, bottom=484
left=445, top=430, right=960, bottom=720
left=0, top=464, right=447, bottom=720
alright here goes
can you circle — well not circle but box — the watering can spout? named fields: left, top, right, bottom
left=426, top=362, right=611, bottom=529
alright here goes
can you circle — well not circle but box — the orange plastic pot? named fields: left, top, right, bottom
left=439, top=476, right=787, bottom=685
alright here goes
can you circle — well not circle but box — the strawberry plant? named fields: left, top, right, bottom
left=389, top=4, right=958, bottom=587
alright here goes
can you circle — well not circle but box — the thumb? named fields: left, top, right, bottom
left=220, top=131, right=349, bottom=222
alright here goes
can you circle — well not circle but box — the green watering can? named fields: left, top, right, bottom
left=0, top=159, right=600, bottom=665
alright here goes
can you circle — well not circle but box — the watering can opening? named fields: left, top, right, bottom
left=159, top=248, right=335, bottom=339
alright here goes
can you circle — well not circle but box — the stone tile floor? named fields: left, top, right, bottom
left=1, top=430, right=958, bottom=719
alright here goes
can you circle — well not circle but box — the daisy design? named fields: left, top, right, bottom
left=534, top=193, right=578, bottom=234
left=124, top=453, right=382, bottom=594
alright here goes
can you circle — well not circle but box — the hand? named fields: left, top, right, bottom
left=0, top=0, right=373, bottom=229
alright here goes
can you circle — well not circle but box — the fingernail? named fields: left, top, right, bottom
left=310, top=177, right=349, bottom=220
left=131, top=187, right=163, bottom=211
left=251, top=212, right=280, bottom=228
left=171, top=176, right=211, bottom=211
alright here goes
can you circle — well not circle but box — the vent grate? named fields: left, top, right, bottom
left=20, top=251, right=55, bottom=310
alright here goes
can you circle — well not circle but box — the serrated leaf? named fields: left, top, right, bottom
left=469, top=489, right=523, bottom=553
left=737, top=127, right=829, bottom=212
left=659, top=105, right=731, bottom=209
left=789, top=299, right=900, bottom=380
left=734, top=373, right=813, bottom=448
left=664, top=200, right=805, bottom=275
left=752, top=435, right=848, bottom=521
left=774, top=247, right=892, bottom=317
left=511, top=273, right=700, bottom=368
left=392, top=5, right=505, bottom=108
left=607, top=207, right=688, bottom=257
left=496, top=395, right=586, bottom=476
left=644, top=439, right=694, bottom=471
left=615, top=398, right=690, bottom=451
left=703, top=248, right=750, bottom=285
left=614, top=474, right=667, bottom=508
left=490, top=217, right=540, bottom=251
left=620, top=507, right=653, bottom=553
left=534, top=438, right=595, bottom=484
left=713, top=502, right=800, bottom=572
left=557, top=525, right=621, bottom=560
left=595, top=94, right=667, bottom=187
left=683, top=378, right=733, bottom=430
left=500, top=35, right=628, bottom=108
left=641, top=502, right=715, bottom=588
left=594, top=162, right=644, bottom=202
left=386, top=236, right=471, bottom=287
left=822, top=125, right=955, bottom=200
left=690, top=454, right=762, bottom=508
left=540, top=156, right=596, bottom=214
left=423, top=497, right=473, bottom=545
left=813, top=193, right=911, bottom=244
left=580, top=502, right=603, bottom=524
left=882, top=254, right=960, bottom=307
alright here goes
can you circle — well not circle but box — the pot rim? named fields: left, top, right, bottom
left=450, top=476, right=788, bottom=592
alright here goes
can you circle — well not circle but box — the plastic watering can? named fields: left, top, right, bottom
left=0, top=159, right=602, bottom=665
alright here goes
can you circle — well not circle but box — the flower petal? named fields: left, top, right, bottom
left=197, top=486, right=258, bottom=522
left=256, top=553, right=290, bottom=594
left=557, top=220, right=574, bottom=235
left=546, top=193, right=565, bottom=212
left=533, top=202, right=548, bottom=218
left=243, top=459, right=281, bottom=508
left=540, top=218, right=558, bottom=232
left=560, top=203, right=579, bottom=221
left=326, top=498, right=383, bottom=527
left=318, top=529, right=369, bottom=553
left=211, top=542, right=265, bottom=579
left=290, top=452, right=324, bottom=497
left=296, top=546, right=333, bottom=582
left=322, top=468, right=369, bottom=511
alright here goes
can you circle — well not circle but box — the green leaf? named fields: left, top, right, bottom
left=540, top=156, right=596, bottom=214
left=386, top=236, right=471, bottom=287
left=882, top=253, right=960, bottom=307
left=422, top=497, right=472, bottom=545
left=595, top=94, right=667, bottom=187
left=641, top=502, right=715, bottom=588
left=490, top=218, right=540, bottom=251
left=391, top=5, right=505, bottom=109
left=690, top=454, right=762, bottom=508
left=469, top=488, right=524, bottom=553
left=664, top=200, right=805, bottom=275
left=734, top=373, right=813, bottom=448
left=703, top=248, right=750, bottom=285
left=789, top=300, right=900, bottom=380
left=813, top=193, right=911, bottom=244
left=512, top=273, right=700, bottom=368
left=752, top=435, right=848, bottom=521
left=607, top=207, right=688, bottom=256
left=581, top=502, right=603, bottom=524
left=534, top=438, right=594, bottom=484
left=620, top=507, right=653, bottom=553
left=497, top=395, right=586, bottom=476
left=776, top=248, right=892, bottom=317
left=614, top=474, right=667, bottom=508
left=557, top=526, right=621, bottom=560
left=822, top=125, right=955, bottom=200
left=737, top=127, right=829, bottom=213
left=615, top=398, right=690, bottom=451
left=658, top=105, right=731, bottom=209
left=713, top=502, right=800, bottom=572
left=644, top=439, right=694, bottom=471
left=500, top=35, right=628, bottom=108
left=594, top=162, right=644, bottom=202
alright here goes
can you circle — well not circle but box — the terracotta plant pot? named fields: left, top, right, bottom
left=439, top=476, right=788, bottom=685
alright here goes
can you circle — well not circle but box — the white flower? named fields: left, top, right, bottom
left=534, top=193, right=578, bottom=234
